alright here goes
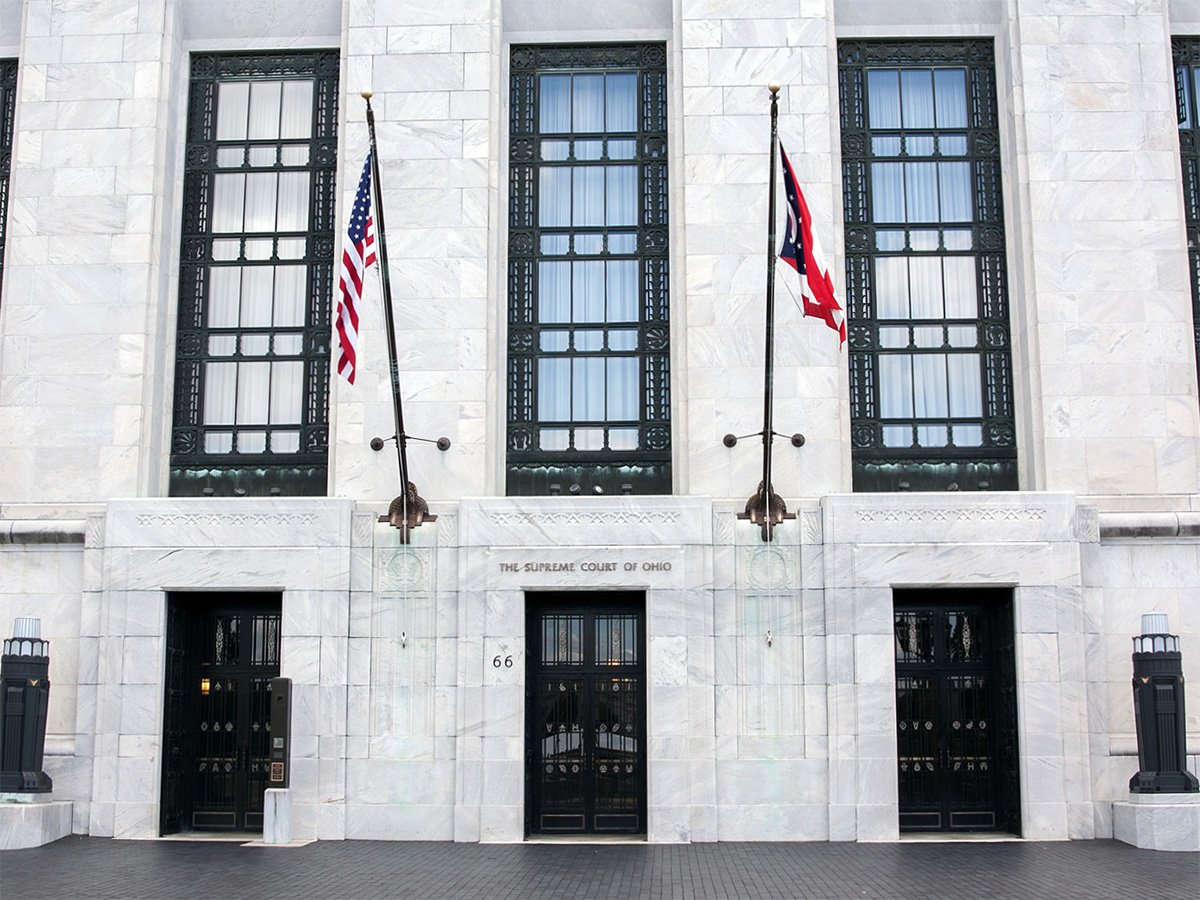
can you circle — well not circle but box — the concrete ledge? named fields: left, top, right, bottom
left=1113, top=793, right=1200, bottom=852
left=0, top=800, right=73, bottom=849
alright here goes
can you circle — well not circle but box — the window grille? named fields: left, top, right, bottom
left=507, top=44, right=671, bottom=496
left=839, top=40, right=1017, bottom=492
left=170, top=52, right=339, bottom=496
left=1175, top=37, right=1200, bottom=400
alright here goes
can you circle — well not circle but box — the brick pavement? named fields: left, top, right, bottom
left=1, top=836, right=1197, bottom=900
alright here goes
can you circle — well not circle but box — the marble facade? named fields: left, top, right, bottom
left=1, top=0, right=1199, bottom=845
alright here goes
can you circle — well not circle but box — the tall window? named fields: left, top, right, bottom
left=839, top=40, right=1017, bottom=492
left=507, top=44, right=670, bottom=496
left=1175, top=38, right=1200, bottom=394
left=0, top=59, right=17, bottom=302
left=171, top=52, right=338, bottom=497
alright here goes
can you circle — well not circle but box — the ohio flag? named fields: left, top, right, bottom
left=336, top=153, right=377, bottom=383
left=779, top=143, right=846, bottom=345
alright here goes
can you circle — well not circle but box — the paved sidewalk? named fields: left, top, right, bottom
left=1, top=836, right=1197, bottom=900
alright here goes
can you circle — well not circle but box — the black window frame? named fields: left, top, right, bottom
left=839, top=39, right=1018, bottom=492
left=507, top=43, right=671, bottom=496
left=1175, top=37, right=1200, bottom=396
left=170, top=51, right=339, bottom=497
left=0, top=58, right=17, bottom=302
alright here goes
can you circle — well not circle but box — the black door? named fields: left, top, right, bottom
left=894, top=589, right=1020, bottom=833
left=161, top=594, right=281, bottom=834
left=526, top=593, right=646, bottom=835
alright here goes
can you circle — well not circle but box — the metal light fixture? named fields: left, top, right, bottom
left=0, top=617, right=53, bottom=793
left=1129, top=612, right=1198, bottom=793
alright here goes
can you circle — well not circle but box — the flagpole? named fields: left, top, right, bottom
left=362, top=91, right=411, bottom=538
left=761, top=84, right=781, bottom=542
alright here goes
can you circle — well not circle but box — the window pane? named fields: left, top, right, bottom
left=573, top=261, right=605, bottom=322
left=947, top=325, right=977, bottom=347
left=209, top=267, right=241, bottom=327
left=912, top=354, right=948, bottom=417
left=607, top=357, right=638, bottom=419
left=907, top=134, right=934, bottom=156
left=938, top=162, right=973, bottom=221
left=272, top=431, right=300, bottom=453
left=947, top=353, right=983, bottom=417
left=573, top=74, right=605, bottom=132
left=908, top=257, right=944, bottom=319
left=913, top=325, right=942, bottom=348
left=575, top=139, right=603, bottom=160
left=273, top=266, right=306, bottom=326
left=934, top=69, right=968, bottom=128
left=943, top=257, right=978, bottom=317
left=539, top=75, right=571, bottom=131
left=208, top=335, right=237, bottom=356
left=871, top=162, right=905, bottom=222
left=240, top=268, right=274, bottom=327
left=279, top=81, right=313, bottom=139
left=236, top=361, right=271, bottom=424
left=276, top=172, right=310, bottom=231
left=541, top=428, right=569, bottom=451
left=541, top=331, right=569, bottom=352
left=212, top=174, right=246, bottom=232
left=538, top=168, right=571, bottom=226
left=269, top=360, right=304, bottom=423
left=238, top=431, right=266, bottom=453
left=609, top=329, right=638, bottom=351
left=205, top=432, right=233, bottom=454
left=248, top=81, right=282, bottom=140
left=900, top=69, right=935, bottom=128
left=873, top=136, right=901, bottom=155
left=607, top=260, right=638, bottom=321
left=538, top=358, right=571, bottom=420
left=575, top=330, right=603, bottom=351
left=204, top=362, right=238, bottom=425
left=609, top=138, right=636, bottom=159
left=216, top=82, right=249, bottom=141
left=573, top=166, right=605, bottom=226
left=882, top=424, right=911, bottom=447
left=539, top=261, right=571, bottom=322
left=917, top=424, right=948, bottom=447
left=874, top=257, right=908, bottom=318
left=867, top=69, right=901, bottom=129
left=573, top=357, right=606, bottom=419
left=606, top=73, right=638, bottom=131
left=273, top=333, right=303, bottom=355
left=248, top=146, right=275, bottom=167
left=904, top=162, right=939, bottom=222
left=541, top=139, right=569, bottom=161
left=609, top=427, right=638, bottom=450
left=940, top=134, right=968, bottom=156
left=879, top=354, right=913, bottom=418
left=607, top=165, right=637, bottom=226
left=879, top=326, right=908, bottom=348
left=953, top=424, right=983, bottom=447
left=575, top=427, right=604, bottom=450
left=243, top=173, right=278, bottom=231
left=241, top=334, right=270, bottom=356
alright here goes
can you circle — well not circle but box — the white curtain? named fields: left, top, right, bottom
left=276, top=172, right=309, bottom=232
left=539, top=75, right=571, bottom=132
left=900, top=69, right=934, bottom=128
left=269, top=360, right=304, bottom=425
left=572, top=261, right=605, bottom=322
left=605, top=74, right=637, bottom=131
left=607, top=165, right=637, bottom=226
left=243, top=172, right=277, bottom=232
left=538, top=358, right=570, bottom=421
left=572, top=357, right=605, bottom=420
left=572, top=74, right=605, bottom=132
left=934, top=69, right=967, bottom=128
left=236, top=361, right=271, bottom=424
left=203, top=362, right=238, bottom=425
left=867, top=70, right=900, bottom=129
left=538, top=261, right=571, bottom=322
left=248, top=81, right=282, bottom=140
left=607, top=261, right=638, bottom=321
left=216, top=82, right=249, bottom=140
left=606, top=358, right=638, bottom=420
left=208, top=267, right=241, bottom=327
left=538, top=168, right=570, bottom=227
left=211, top=174, right=245, bottom=232
left=273, top=266, right=306, bottom=326
left=279, top=81, right=312, bottom=139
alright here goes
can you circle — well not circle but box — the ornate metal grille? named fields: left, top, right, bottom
left=839, top=40, right=1017, bottom=491
left=0, top=59, right=17, bottom=302
left=1175, top=38, right=1200, bottom=397
left=170, top=52, right=339, bottom=497
left=507, top=44, right=670, bottom=496
left=893, top=589, right=1019, bottom=834
left=526, top=593, right=646, bottom=835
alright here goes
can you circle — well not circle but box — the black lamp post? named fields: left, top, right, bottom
left=1130, top=612, right=1198, bottom=793
left=0, top=616, right=52, bottom=793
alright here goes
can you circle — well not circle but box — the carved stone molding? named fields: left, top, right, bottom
left=854, top=507, right=1046, bottom=524
left=1074, top=507, right=1100, bottom=543
left=135, top=512, right=320, bottom=528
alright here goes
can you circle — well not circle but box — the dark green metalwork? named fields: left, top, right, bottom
left=170, top=51, right=339, bottom=497
left=0, top=59, right=17, bottom=301
left=507, top=44, right=671, bottom=496
left=1174, top=38, right=1200, bottom=404
left=839, top=40, right=1017, bottom=492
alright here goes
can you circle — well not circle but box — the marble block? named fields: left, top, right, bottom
left=0, top=799, right=73, bottom=849
left=263, top=789, right=292, bottom=845
left=1113, top=792, right=1200, bottom=852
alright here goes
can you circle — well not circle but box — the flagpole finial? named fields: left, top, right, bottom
left=361, top=89, right=373, bottom=100
left=768, top=83, right=781, bottom=94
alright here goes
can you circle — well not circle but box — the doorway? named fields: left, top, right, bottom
left=893, top=588, right=1020, bottom=833
left=525, top=592, right=646, bottom=836
left=161, top=593, right=281, bottom=834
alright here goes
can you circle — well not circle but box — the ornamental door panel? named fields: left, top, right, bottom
left=894, top=590, right=1019, bottom=834
left=527, top=594, right=645, bottom=835
left=161, top=595, right=280, bottom=834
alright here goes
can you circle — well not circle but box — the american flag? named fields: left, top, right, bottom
left=779, top=143, right=846, bottom=345
left=336, top=152, right=377, bottom=383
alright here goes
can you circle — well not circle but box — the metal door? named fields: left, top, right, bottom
left=161, top=594, right=280, bottom=834
left=526, top=593, right=646, bottom=835
left=894, top=590, right=1020, bottom=833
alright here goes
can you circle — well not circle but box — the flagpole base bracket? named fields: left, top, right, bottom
left=736, top=481, right=795, bottom=542
left=378, top=482, right=437, bottom=544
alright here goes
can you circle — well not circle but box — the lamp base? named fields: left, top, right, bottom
left=1114, top=792, right=1200, bottom=851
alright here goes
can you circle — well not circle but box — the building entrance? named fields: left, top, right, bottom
left=160, top=593, right=281, bottom=834
left=893, top=589, right=1020, bottom=833
left=525, top=592, right=646, bottom=836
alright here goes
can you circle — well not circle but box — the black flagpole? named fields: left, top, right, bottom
left=760, top=84, right=781, bottom=541
left=363, top=91, right=411, bottom=537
